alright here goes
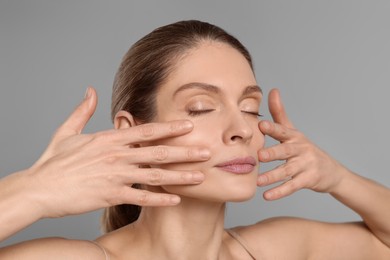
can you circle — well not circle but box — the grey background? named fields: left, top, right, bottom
left=1, top=1, right=389, bottom=246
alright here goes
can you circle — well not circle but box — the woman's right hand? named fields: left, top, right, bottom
left=20, top=87, right=209, bottom=219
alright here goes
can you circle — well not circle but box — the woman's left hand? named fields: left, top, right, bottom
left=257, top=89, right=347, bottom=200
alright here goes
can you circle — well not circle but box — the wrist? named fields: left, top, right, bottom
left=17, top=168, right=48, bottom=220
left=0, top=169, right=45, bottom=241
left=327, top=163, right=354, bottom=196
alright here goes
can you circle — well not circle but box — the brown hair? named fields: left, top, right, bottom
left=102, top=20, right=254, bottom=233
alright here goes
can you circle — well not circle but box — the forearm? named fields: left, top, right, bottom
left=0, top=170, right=43, bottom=242
left=330, top=167, right=390, bottom=246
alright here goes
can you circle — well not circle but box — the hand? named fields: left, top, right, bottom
left=23, top=87, right=209, bottom=218
left=257, top=89, right=345, bottom=200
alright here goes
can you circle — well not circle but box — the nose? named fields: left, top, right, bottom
left=222, top=110, right=254, bottom=145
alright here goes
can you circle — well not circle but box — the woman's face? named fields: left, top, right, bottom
left=153, top=42, right=264, bottom=202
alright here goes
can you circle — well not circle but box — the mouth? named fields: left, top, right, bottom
left=215, top=156, right=257, bottom=174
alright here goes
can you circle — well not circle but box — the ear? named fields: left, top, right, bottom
left=114, top=110, right=138, bottom=130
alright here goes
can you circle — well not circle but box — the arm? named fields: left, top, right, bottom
left=0, top=238, right=107, bottom=260
left=256, top=89, right=390, bottom=256
left=330, top=166, right=390, bottom=246
left=0, top=170, right=43, bottom=242
left=240, top=217, right=390, bottom=260
left=0, top=87, right=208, bottom=243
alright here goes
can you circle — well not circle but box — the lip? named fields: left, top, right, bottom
left=215, top=156, right=257, bottom=174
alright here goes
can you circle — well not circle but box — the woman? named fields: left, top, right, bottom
left=1, top=20, right=389, bottom=259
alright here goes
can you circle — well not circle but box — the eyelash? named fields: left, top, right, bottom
left=188, top=109, right=263, bottom=118
left=244, top=111, right=264, bottom=118
left=188, top=109, right=215, bottom=116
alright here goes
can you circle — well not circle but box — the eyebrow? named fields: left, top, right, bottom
left=173, top=82, right=263, bottom=97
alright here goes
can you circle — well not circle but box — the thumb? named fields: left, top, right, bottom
left=56, top=87, right=98, bottom=137
left=268, top=88, right=294, bottom=129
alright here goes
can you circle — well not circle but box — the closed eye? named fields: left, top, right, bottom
left=187, top=109, right=262, bottom=118
left=242, top=111, right=263, bottom=118
left=188, top=109, right=215, bottom=116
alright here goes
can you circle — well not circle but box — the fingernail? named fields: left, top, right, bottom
left=181, top=120, right=193, bottom=130
left=170, top=196, right=181, bottom=204
left=192, top=172, right=205, bottom=182
left=200, top=148, right=211, bottom=159
left=265, top=191, right=273, bottom=200
left=84, top=87, right=92, bottom=99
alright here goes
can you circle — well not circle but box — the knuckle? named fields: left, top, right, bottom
left=283, top=164, right=295, bottom=178
left=102, top=150, right=121, bottom=164
left=280, top=130, right=288, bottom=139
left=259, top=149, right=270, bottom=161
left=276, top=124, right=287, bottom=138
left=148, top=169, right=163, bottom=185
left=104, top=155, right=119, bottom=165
left=262, top=173, right=273, bottom=184
left=152, top=146, right=169, bottom=161
left=283, top=144, right=294, bottom=157
left=283, top=162, right=298, bottom=178
left=137, top=190, right=150, bottom=205
left=138, top=124, right=155, bottom=138
left=103, top=173, right=116, bottom=183
left=186, top=148, right=195, bottom=160
left=266, top=148, right=275, bottom=160
left=169, top=121, right=181, bottom=133
left=286, top=178, right=299, bottom=192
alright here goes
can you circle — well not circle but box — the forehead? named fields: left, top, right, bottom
left=160, top=42, right=257, bottom=96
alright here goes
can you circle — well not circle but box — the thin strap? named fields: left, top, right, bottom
left=226, top=229, right=257, bottom=260
left=89, top=240, right=110, bottom=260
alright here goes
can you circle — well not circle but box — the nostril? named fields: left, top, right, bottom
left=231, top=135, right=243, bottom=141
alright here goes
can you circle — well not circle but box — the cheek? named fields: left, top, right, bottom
left=251, top=121, right=265, bottom=150
left=158, top=115, right=216, bottom=147
left=144, top=119, right=217, bottom=171
left=163, top=121, right=217, bottom=166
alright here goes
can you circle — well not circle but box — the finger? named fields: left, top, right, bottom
left=257, top=161, right=301, bottom=186
left=122, top=188, right=181, bottom=206
left=258, top=120, right=295, bottom=143
left=268, top=88, right=294, bottom=128
left=262, top=175, right=305, bottom=200
left=106, top=120, right=195, bottom=145
left=123, top=145, right=211, bottom=164
left=258, top=142, right=298, bottom=162
left=125, top=168, right=205, bottom=186
left=56, top=87, right=98, bottom=137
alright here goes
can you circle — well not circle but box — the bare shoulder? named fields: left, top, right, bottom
left=231, top=217, right=312, bottom=259
left=0, top=237, right=107, bottom=260
left=232, top=217, right=390, bottom=260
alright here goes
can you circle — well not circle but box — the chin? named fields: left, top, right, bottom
left=225, top=184, right=257, bottom=202
left=162, top=169, right=258, bottom=203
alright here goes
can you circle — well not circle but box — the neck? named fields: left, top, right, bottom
left=132, top=196, right=227, bottom=260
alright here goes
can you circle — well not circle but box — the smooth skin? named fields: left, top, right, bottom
left=0, top=87, right=209, bottom=242
left=1, top=42, right=390, bottom=259
left=258, top=88, right=347, bottom=200
left=245, top=89, right=390, bottom=259
left=1, top=88, right=389, bottom=259
left=96, top=42, right=265, bottom=260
